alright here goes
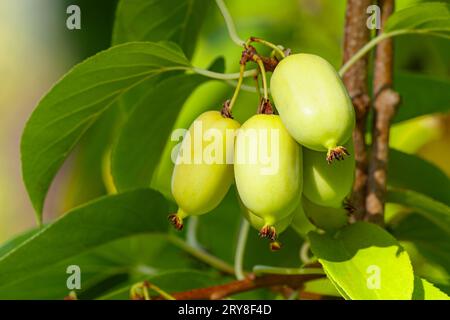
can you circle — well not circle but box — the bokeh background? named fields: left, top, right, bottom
left=0, top=0, right=449, bottom=243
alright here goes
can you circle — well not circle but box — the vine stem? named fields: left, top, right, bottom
left=249, top=37, right=286, bottom=59
left=167, top=234, right=235, bottom=275
left=215, top=0, right=245, bottom=46
left=186, top=216, right=201, bottom=249
left=339, top=30, right=408, bottom=76
left=253, top=56, right=268, bottom=99
left=234, top=218, right=250, bottom=280
left=192, top=66, right=257, bottom=80
left=299, top=241, right=313, bottom=264
left=253, top=265, right=325, bottom=276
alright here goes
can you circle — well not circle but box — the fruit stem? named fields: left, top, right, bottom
left=227, top=63, right=246, bottom=112
left=248, top=37, right=286, bottom=59
left=253, top=55, right=269, bottom=100
left=234, top=218, right=250, bottom=280
left=253, top=72, right=262, bottom=103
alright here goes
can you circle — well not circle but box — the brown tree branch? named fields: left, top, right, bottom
left=342, top=0, right=373, bottom=221
left=153, top=273, right=324, bottom=300
left=365, top=0, right=400, bottom=225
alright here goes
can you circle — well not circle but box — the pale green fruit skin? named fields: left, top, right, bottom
left=171, top=111, right=240, bottom=217
left=270, top=53, right=355, bottom=152
left=243, top=207, right=293, bottom=234
left=234, top=114, right=302, bottom=224
left=290, top=199, right=316, bottom=238
left=302, top=196, right=348, bottom=232
left=303, top=139, right=355, bottom=207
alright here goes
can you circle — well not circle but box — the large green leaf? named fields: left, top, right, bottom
left=309, top=222, right=414, bottom=300
left=412, top=277, right=450, bottom=300
left=387, top=188, right=450, bottom=235
left=393, top=72, right=450, bottom=123
left=0, top=229, right=38, bottom=258
left=388, top=149, right=450, bottom=205
left=113, top=0, right=210, bottom=58
left=392, top=214, right=450, bottom=283
left=0, top=189, right=168, bottom=289
left=0, top=233, right=204, bottom=299
left=111, top=73, right=207, bottom=191
left=21, top=42, right=190, bottom=221
left=385, top=2, right=450, bottom=37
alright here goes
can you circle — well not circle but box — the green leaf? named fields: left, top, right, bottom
left=111, top=73, right=207, bottom=191
left=387, top=188, right=450, bottom=235
left=0, top=189, right=168, bottom=289
left=309, top=222, right=414, bottom=300
left=302, top=278, right=341, bottom=297
left=385, top=2, right=450, bottom=37
left=393, top=72, right=450, bottom=123
left=62, top=104, right=123, bottom=210
left=0, top=229, right=38, bottom=258
left=113, top=0, right=211, bottom=59
left=0, top=233, right=204, bottom=299
left=388, top=149, right=450, bottom=205
left=21, top=42, right=190, bottom=220
left=392, top=213, right=450, bottom=281
left=413, top=277, right=450, bottom=300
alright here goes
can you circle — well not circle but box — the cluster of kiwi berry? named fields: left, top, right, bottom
left=169, top=40, right=356, bottom=250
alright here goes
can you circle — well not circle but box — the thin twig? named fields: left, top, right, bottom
left=153, top=273, right=324, bottom=300
left=341, top=0, right=373, bottom=221
left=365, top=0, right=400, bottom=225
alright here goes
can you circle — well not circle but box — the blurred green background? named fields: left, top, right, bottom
left=0, top=0, right=448, bottom=242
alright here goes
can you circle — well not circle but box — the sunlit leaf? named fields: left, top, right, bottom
left=21, top=42, right=190, bottom=221
left=309, top=222, right=414, bottom=300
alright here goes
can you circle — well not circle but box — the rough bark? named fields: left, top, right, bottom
left=342, top=0, right=373, bottom=221
left=365, top=0, right=400, bottom=225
